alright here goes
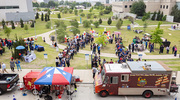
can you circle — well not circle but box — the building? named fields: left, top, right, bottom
left=112, top=0, right=178, bottom=18
left=32, top=0, right=38, bottom=3
left=44, top=0, right=58, bottom=3
left=0, top=0, right=35, bottom=22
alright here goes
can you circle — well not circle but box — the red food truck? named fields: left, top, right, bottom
left=94, top=61, right=178, bottom=98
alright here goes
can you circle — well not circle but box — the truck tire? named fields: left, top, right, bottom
left=32, top=89, right=39, bottom=95
left=99, top=90, right=109, bottom=97
left=143, top=90, right=153, bottom=98
left=0, top=88, right=3, bottom=95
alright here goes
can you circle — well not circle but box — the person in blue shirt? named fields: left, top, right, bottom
left=61, top=59, right=66, bottom=67
left=97, top=45, right=101, bottom=55
left=35, top=44, right=38, bottom=50
left=15, top=59, right=22, bottom=71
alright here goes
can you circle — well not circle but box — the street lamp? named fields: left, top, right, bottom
left=54, top=25, right=57, bottom=44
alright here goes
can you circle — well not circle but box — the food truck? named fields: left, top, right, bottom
left=94, top=61, right=178, bottom=98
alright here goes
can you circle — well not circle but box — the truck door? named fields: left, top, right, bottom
left=108, top=76, right=119, bottom=95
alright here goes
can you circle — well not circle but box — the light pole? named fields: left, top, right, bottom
left=54, top=25, right=57, bottom=44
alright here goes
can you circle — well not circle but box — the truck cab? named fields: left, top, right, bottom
left=94, top=61, right=178, bottom=98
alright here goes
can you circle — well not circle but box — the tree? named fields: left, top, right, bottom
left=11, top=21, right=15, bottom=29
left=160, top=12, right=163, bottom=21
left=130, top=1, right=146, bottom=16
left=24, top=24, right=28, bottom=34
left=116, top=19, right=123, bottom=30
left=82, top=20, right=91, bottom=28
left=87, top=13, right=92, bottom=19
left=80, top=13, right=85, bottom=17
left=99, top=11, right=104, bottom=16
left=151, top=11, right=156, bottom=20
left=40, top=2, right=47, bottom=7
left=170, top=5, right=180, bottom=22
left=93, top=21, right=99, bottom=28
left=79, top=9, right=83, bottom=13
left=150, top=22, right=163, bottom=46
left=54, top=20, right=67, bottom=30
left=45, top=14, right=48, bottom=22
left=20, top=19, right=24, bottom=28
left=74, top=9, right=78, bottom=16
left=30, top=21, right=34, bottom=28
left=2, top=19, right=5, bottom=29
left=35, top=13, right=39, bottom=19
left=33, top=2, right=39, bottom=7
left=70, top=20, right=79, bottom=28
left=107, top=17, right=112, bottom=25
left=95, top=32, right=108, bottom=47
left=47, top=14, right=50, bottom=21
left=46, top=22, right=51, bottom=29
left=4, top=25, right=11, bottom=38
left=142, top=12, right=150, bottom=32
left=128, top=16, right=134, bottom=24
left=56, top=27, right=68, bottom=43
left=89, top=8, right=93, bottom=12
left=41, top=13, right=44, bottom=21
left=99, top=18, right=102, bottom=24
left=156, top=10, right=161, bottom=21
left=162, top=15, right=167, bottom=21
left=69, top=9, right=73, bottom=14
left=71, top=27, right=80, bottom=36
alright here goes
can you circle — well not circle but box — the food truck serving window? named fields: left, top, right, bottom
left=110, top=76, right=118, bottom=84
left=121, top=74, right=129, bottom=82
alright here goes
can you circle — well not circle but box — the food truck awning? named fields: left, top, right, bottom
left=34, top=67, right=73, bottom=85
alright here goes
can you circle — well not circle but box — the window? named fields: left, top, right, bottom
left=166, top=5, right=168, bottom=9
left=0, top=6, right=19, bottom=9
left=121, top=74, right=129, bottom=82
left=129, top=5, right=132, bottom=8
left=163, top=5, right=165, bottom=9
left=110, top=76, right=118, bottom=84
left=160, top=5, right=162, bottom=8
left=125, top=5, right=127, bottom=8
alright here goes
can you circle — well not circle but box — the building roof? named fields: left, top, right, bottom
left=104, top=63, right=132, bottom=73
left=127, top=61, right=170, bottom=71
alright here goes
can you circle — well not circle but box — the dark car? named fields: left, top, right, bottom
left=0, top=73, right=19, bottom=95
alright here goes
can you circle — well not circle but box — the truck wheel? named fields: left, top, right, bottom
left=32, top=89, right=39, bottom=95
left=143, top=90, right=153, bottom=98
left=99, top=90, right=109, bottom=97
left=0, top=89, right=3, bottom=95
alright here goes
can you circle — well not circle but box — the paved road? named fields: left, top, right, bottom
left=36, top=30, right=179, bottom=59
left=0, top=69, right=180, bottom=100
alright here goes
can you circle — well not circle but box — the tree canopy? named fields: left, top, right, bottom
left=130, top=1, right=146, bottom=16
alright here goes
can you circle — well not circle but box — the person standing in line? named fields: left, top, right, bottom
left=172, top=45, right=175, bottom=54
left=166, top=46, right=169, bottom=54
left=0, top=62, right=1, bottom=72
left=131, top=43, right=134, bottom=53
left=2, top=62, right=8, bottom=73
left=61, top=59, right=66, bottom=67
left=92, top=66, right=97, bottom=79
left=58, top=52, right=63, bottom=62
left=55, top=57, right=59, bottom=67
left=15, top=59, right=22, bottom=71
left=10, top=59, right=15, bottom=72
left=97, top=45, right=101, bottom=55
left=65, top=56, right=70, bottom=67
left=174, top=45, right=177, bottom=56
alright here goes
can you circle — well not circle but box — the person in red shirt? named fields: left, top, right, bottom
left=109, top=59, right=113, bottom=64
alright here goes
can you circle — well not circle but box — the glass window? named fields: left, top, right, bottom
left=166, top=5, right=168, bottom=9
left=110, top=76, right=118, bottom=84
left=125, top=5, right=127, bottom=8
left=121, top=74, right=129, bottom=82
left=163, top=5, right=165, bottom=9
left=160, top=5, right=162, bottom=8
left=0, top=6, right=19, bottom=9
left=0, top=6, right=5, bottom=9
left=129, top=5, right=132, bottom=8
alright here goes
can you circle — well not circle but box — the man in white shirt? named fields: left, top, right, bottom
left=2, top=62, right=8, bottom=73
left=58, top=52, right=63, bottom=61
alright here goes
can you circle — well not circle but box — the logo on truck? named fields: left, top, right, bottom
left=137, top=77, right=147, bottom=87
left=155, top=75, right=169, bottom=87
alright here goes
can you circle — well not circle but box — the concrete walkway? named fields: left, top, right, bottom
left=36, top=30, right=179, bottom=59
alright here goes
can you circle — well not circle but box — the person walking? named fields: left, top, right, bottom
left=172, top=45, right=175, bottom=54
left=15, top=59, right=22, bottom=71
left=2, top=62, right=8, bottom=73
left=10, top=59, right=15, bottom=72
left=65, top=56, right=70, bottom=67
left=174, top=45, right=177, bottom=56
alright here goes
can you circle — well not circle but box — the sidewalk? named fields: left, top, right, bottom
left=37, top=30, right=179, bottom=59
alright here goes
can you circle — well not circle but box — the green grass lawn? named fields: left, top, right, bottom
left=0, top=19, right=53, bottom=39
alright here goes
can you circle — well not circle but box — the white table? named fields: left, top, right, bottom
left=24, top=53, right=36, bottom=62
